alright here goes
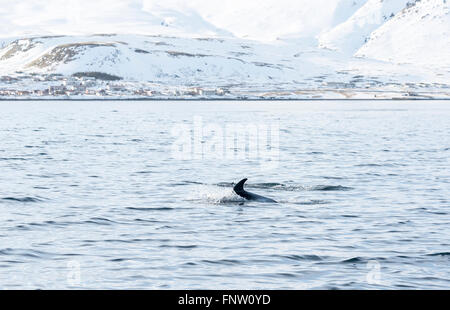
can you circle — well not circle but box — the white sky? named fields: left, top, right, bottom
left=0, top=0, right=350, bottom=40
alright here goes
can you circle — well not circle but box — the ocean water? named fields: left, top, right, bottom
left=0, top=100, right=449, bottom=290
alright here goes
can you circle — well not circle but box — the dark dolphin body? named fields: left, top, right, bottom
left=233, top=178, right=277, bottom=203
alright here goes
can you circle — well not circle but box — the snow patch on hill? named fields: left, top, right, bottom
left=318, top=0, right=411, bottom=53
left=356, top=0, right=450, bottom=67
left=0, top=35, right=305, bottom=85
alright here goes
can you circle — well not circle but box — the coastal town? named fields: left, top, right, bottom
left=0, top=72, right=231, bottom=99
left=1, top=71, right=449, bottom=100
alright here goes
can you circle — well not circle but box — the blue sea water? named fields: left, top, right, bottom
left=0, top=100, right=449, bottom=289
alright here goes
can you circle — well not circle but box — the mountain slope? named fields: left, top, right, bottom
left=0, top=0, right=449, bottom=99
left=0, top=35, right=304, bottom=85
left=355, top=0, right=450, bottom=67
left=318, top=0, right=411, bottom=53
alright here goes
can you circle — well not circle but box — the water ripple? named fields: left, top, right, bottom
left=1, top=196, right=45, bottom=203
left=0, top=100, right=449, bottom=289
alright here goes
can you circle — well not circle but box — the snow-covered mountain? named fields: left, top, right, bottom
left=356, top=0, right=450, bottom=67
left=318, top=0, right=412, bottom=53
left=0, top=0, right=449, bottom=99
left=0, top=34, right=299, bottom=84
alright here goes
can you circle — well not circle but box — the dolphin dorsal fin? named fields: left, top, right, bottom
left=234, top=178, right=248, bottom=193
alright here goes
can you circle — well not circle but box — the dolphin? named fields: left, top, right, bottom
left=233, top=178, right=277, bottom=203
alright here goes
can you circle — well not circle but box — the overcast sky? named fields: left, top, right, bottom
left=0, top=0, right=353, bottom=39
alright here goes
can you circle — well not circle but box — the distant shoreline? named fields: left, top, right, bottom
left=1, top=98, right=449, bottom=101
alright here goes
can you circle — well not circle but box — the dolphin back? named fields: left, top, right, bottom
left=233, top=178, right=277, bottom=203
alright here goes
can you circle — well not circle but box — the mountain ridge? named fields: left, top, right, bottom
left=0, top=0, right=448, bottom=99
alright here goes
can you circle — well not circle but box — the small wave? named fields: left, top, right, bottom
left=312, top=185, right=353, bottom=191
left=341, top=257, right=365, bottom=263
left=109, top=258, right=131, bottom=262
left=394, top=284, right=416, bottom=289
left=216, top=182, right=233, bottom=187
left=250, top=182, right=285, bottom=188
left=0, top=157, right=28, bottom=161
left=126, top=207, right=175, bottom=211
left=104, top=238, right=162, bottom=244
left=135, top=171, right=153, bottom=174
left=425, top=211, right=448, bottom=215
left=355, top=163, right=405, bottom=168
left=355, top=163, right=383, bottom=167
left=170, top=181, right=204, bottom=186
left=84, top=217, right=119, bottom=225
left=427, top=252, right=450, bottom=257
left=273, top=254, right=323, bottom=261
left=0, top=248, right=55, bottom=259
left=266, top=272, right=298, bottom=278
left=340, top=257, right=386, bottom=264
left=201, top=259, right=241, bottom=265
left=1, top=196, right=44, bottom=203
left=134, top=218, right=161, bottom=223
left=160, top=245, right=198, bottom=249
left=294, top=200, right=329, bottom=205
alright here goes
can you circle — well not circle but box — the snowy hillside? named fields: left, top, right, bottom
left=0, top=0, right=449, bottom=99
left=356, top=0, right=450, bottom=67
left=0, top=35, right=303, bottom=85
left=318, top=0, right=411, bottom=53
